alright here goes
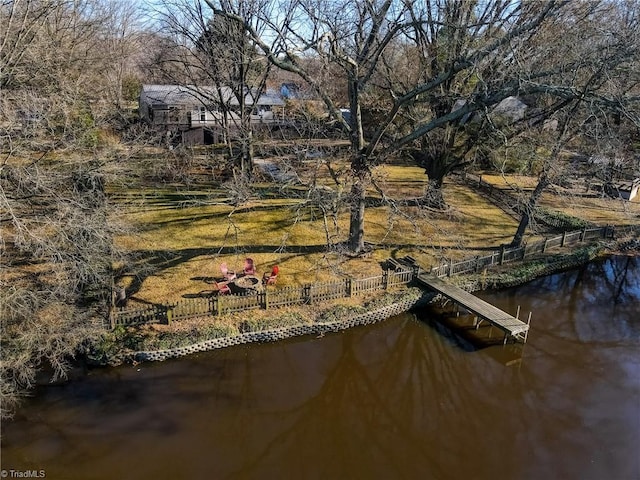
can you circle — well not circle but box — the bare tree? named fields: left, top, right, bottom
left=0, top=0, right=58, bottom=88
left=98, top=0, right=146, bottom=110
left=509, top=1, right=640, bottom=246
left=151, top=0, right=274, bottom=178
left=0, top=0, right=143, bottom=418
left=0, top=152, right=134, bottom=418
left=211, top=0, right=578, bottom=253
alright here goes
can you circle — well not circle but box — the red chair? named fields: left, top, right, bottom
left=243, top=257, right=256, bottom=275
left=262, top=265, right=279, bottom=286
left=220, top=263, right=236, bottom=281
left=215, top=281, right=231, bottom=295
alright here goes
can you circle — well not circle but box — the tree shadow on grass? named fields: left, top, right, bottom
left=191, top=276, right=218, bottom=284
left=121, top=237, right=524, bottom=305
left=183, top=290, right=217, bottom=299
left=121, top=244, right=331, bottom=300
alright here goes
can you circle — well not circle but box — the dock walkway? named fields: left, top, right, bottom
left=416, top=273, right=530, bottom=343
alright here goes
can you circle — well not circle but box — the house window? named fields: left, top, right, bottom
left=200, top=106, right=206, bottom=122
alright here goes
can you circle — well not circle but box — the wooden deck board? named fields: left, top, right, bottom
left=417, top=274, right=529, bottom=337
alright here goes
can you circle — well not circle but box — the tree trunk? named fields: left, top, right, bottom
left=345, top=70, right=369, bottom=254
left=348, top=180, right=366, bottom=253
left=240, top=128, right=253, bottom=177
left=410, top=149, right=454, bottom=210
left=423, top=178, right=447, bottom=209
left=511, top=172, right=550, bottom=247
left=348, top=155, right=369, bottom=253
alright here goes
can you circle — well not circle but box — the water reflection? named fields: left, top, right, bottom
left=1, top=256, right=639, bottom=480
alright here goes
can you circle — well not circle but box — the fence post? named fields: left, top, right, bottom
left=448, top=259, right=453, bottom=277
left=217, top=296, right=223, bottom=316
left=305, top=284, right=313, bottom=304
left=412, top=262, right=420, bottom=279
left=499, top=245, right=506, bottom=265
left=263, top=289, right=269, bottom=310
left=383, top=270, right=390, bottom=290
left=347, top=278, right=354, bottom=297
left=478, top=175, right=482, bottom=188
left=166, top=307, right=172, bottom=325
left=561, top=230, right=567, bottom=247
left=580, top=226, right=587, bottom=242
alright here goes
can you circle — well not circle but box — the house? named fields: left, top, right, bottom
left=605, top=178, right=640, bottom=201
left=139, top=84, right=286, bottom=145
left=491, top=96, right=528, bottom=122
left=451, top=95, right=529, bottom=125
left=280, top=82, right=302, bottom=100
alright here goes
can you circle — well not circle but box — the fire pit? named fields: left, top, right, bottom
left=234, top=275, right=260, bottom=290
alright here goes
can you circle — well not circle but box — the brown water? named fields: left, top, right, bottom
left=2, top=256, right=639, bottom=480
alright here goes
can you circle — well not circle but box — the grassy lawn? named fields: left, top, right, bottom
left=478, top=172, right=640, bottom=225
left=540, top=191, right=640, bottom=226
left=115, top=159, right=522, bottom=305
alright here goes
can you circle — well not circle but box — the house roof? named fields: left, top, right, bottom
left=140, top=84, right=284, bottom=108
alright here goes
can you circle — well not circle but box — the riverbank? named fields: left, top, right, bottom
left=5, top=256, right=638, bottom=480
left=89, top=288, right=431, bottom=366
left=451, top=243, right=606, bottom=291
left=88, top=240, right=634, bottom=366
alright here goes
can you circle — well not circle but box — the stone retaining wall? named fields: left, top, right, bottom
left=132, top=293, right=433, bottom=363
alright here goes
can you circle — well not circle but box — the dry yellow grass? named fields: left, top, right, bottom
left=473, top=172, right=640, bottom=226
left=113, top=155, right=638, bottom=305
left=541, top=191, right=640, bottom=226
left=477, top=173, right=539, bottom=190
left=116, top=170, right=522, bottom=304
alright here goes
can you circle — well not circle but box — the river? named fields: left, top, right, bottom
left=1, top=256, right=639, bottom=480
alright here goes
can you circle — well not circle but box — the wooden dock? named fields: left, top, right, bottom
left=416, top=273, right=530, bottom=343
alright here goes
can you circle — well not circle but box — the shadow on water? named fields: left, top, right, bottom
left=1, top=255, right=639, bottom=480
left=414, top=307, right=527, bottom=367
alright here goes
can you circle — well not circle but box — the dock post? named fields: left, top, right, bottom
left=516, top=305, right=521, bottom=320
left=524, top=312, right=532, bottom=343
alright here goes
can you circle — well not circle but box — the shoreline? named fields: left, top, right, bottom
left=89, top=242, right=635, bottom=366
